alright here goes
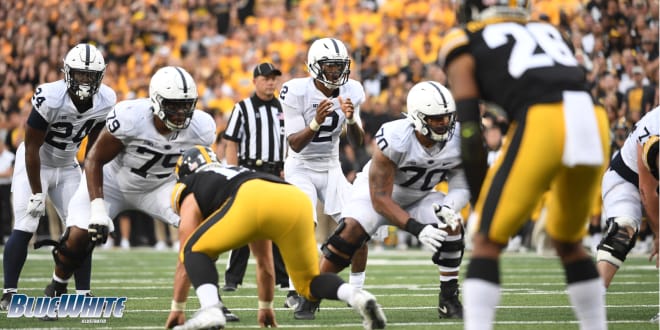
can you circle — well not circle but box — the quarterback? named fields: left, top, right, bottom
left=1, top=43, right=115, bottom=309
left=279, top=37, right=368, bottom=319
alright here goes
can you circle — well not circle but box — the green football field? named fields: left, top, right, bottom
left=0, top=247, right=657, bottom=329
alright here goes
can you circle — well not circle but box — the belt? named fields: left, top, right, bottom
left=239, top=159, right=283, bottom=175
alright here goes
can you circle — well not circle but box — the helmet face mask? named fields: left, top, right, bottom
left=175, top=146, right=219, bottom=181
left=406, top=81, right=457, bottom=143
left=307, top=38, right=351, bottom=89
left=63, top=44, right=106, bottom=101
left=149, top=66, right=198, bottom=131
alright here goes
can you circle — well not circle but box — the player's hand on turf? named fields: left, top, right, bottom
left=165, top=310, right=185, bottom=329
left=258, top=308, right=278, bottom=328
left=26, top=193, right=46, bottom=218
left=417, top=225, right=447, bottom=253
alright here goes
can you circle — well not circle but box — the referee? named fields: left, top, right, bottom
left=222, top=62, right=290, bottom=295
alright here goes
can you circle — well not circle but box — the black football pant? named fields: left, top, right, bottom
left=224, top=242, right=289, bottom=287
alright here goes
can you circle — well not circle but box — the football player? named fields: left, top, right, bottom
left=36, top=66, right=235, bottom=321
left=319, top=81, right=470, bottom=319
left=439, top=1, right=610, bottom=329
left=279, top=37, right=368, bottom=319
left=1, top=43, right=115, bottom=309
left=598, top=106, right=659, bottom=287
left=165, top=146, right=386, bottom=330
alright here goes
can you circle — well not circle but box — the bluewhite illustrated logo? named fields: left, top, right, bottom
left=7, top=294, right=126, bottom=318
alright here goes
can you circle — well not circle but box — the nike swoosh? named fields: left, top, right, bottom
left=438, top=306, right=448, bottom=314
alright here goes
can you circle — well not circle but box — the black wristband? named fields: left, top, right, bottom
left=404, top=218, right=426, bottom=237
left=456, top=98, right=481, bottom=123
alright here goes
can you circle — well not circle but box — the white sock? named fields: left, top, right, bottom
left=567, top=278, right=607, bottom=330
left=336, top=283, right=355, bottom=305
left=464, top=278, right=500, bottom=330
left=76, top=290, right=90, bottom=295
left=288, top=278, right=296, bottom=291
left=349, top=272, right=365, bottom=290
left=53, top=272, right=69, bottom=284
left=196, top=284, right=220, bottom=309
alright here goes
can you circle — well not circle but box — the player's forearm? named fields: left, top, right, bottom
left=346, top=122, right=364, bottom=147
left=287, top=131, right=315, bottom=153
left=250, top=240, right=275, bottom=303
left=372, top=196, right=411, bottom=229
left=172, top=260, right=191, bottom=303
left=456, top=99, right=487, bottom=205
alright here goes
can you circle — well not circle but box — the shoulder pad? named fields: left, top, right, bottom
left=108, top=99, right=148, bottom=137
left=31, top=81, right=68, bottom=111
left=189, top=110, right=217, bottom=145
left=96, top=84, right=118, bottom=109
left=343, top=80, right=366, bottom=106
left=439, top=28, right=470, bottom=68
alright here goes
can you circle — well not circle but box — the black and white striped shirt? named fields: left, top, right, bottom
left=224, top=94, right=285, bottom=165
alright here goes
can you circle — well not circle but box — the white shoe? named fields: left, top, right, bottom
left=120, top=239, right=130, bottom=250
left=102, top=237, right=115, bottom=250
left=173, top=303, right=226, bottom=330
left=351, top=290, right=386, bottom=330
left=154, top=241, right=167, bottom=251
left=172, top=241, right=180, bottom=252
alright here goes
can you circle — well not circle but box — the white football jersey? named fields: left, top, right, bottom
left=105, top=98, right=216, bottom=192
left=619, top=106, right=660, bottom=173
left=363, top=118, right=469, bottom=209
left=280, top=77, right=365, bottom=161
left=30, top=80, right=116, bottom=167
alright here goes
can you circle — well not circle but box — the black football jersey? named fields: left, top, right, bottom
left=171, top=166, right=287, bottom=218
left=440, top=18, right=588, bottom=121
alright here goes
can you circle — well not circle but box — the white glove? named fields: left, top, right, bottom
left=417, top=225, right=448, bottom=253
left=433, top=204, right=462, bottom=231
left=26, top=193, right=46, bottom=218
left=88, top=198, right=114, bottom=245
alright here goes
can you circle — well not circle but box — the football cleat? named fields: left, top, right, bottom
left=351, top=290, right=386, bottom=330
left=438, top=292, right=463, bottom=319
left=0, top=291, right=15, bottom=311
left=222, top=305, right=239, bottom=322
left=173, top=303, right=226, bottom=330
left=293, top=297, right=319, bottom=320
left=41, top=281, right=68, bottom=321
left=221, top=282, right=237, bottom=292
left=284, top=292, right=302, bottom=309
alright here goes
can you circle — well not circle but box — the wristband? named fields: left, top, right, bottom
left=258, top=300, right=274, bottom=310
left=346, top=117, right=356, bottom=125
left=404, top=218, right=426, bottom=237
left=90, top=198, right=107, bottom=217
left=309, top=118, right=321, bottom=132
left=171, top=300, right=186, bottom=312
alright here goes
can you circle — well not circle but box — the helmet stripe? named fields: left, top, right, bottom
left=174, top=67, right=188, bottom=94
left=84, top=44, right=90, bottom=66
left=197, top=145, right=212, bottom=164
left=330, top=38, right=340, bottom=54
left=427, top=81, right=448, bottom=106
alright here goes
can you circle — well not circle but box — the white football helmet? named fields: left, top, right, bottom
left=63, top=43, right=106, bottom=101
left=406, top=81, right=457, bottom=143
left=307, top=38, right=351, bottom=89
left=149, top=66, right=198, bottom=131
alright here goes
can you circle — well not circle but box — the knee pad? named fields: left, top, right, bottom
left=34, top=228, right=95, bottom=273
left=321, top=220, right=366, bottom=269
left=596, top=217, right=639, bottom=268
left=432, top=231, right=465, bottom=272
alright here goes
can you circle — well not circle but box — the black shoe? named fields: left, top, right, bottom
left=0, top=291, right=15, bottom=311
left=438, top=293, right=463, bottom=319
left=41, top=281, right=68, bottom=321
left=294, top=298, right=319, bottom=320
left=222, top=282, right=238, bottom=292
left=222, top=305, right=240, bottom=322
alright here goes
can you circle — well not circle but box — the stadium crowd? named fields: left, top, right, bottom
left=0, top=0, right=657, bottom=248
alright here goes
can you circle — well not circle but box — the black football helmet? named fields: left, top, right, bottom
left=174, top=146, right=219, bottom=181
